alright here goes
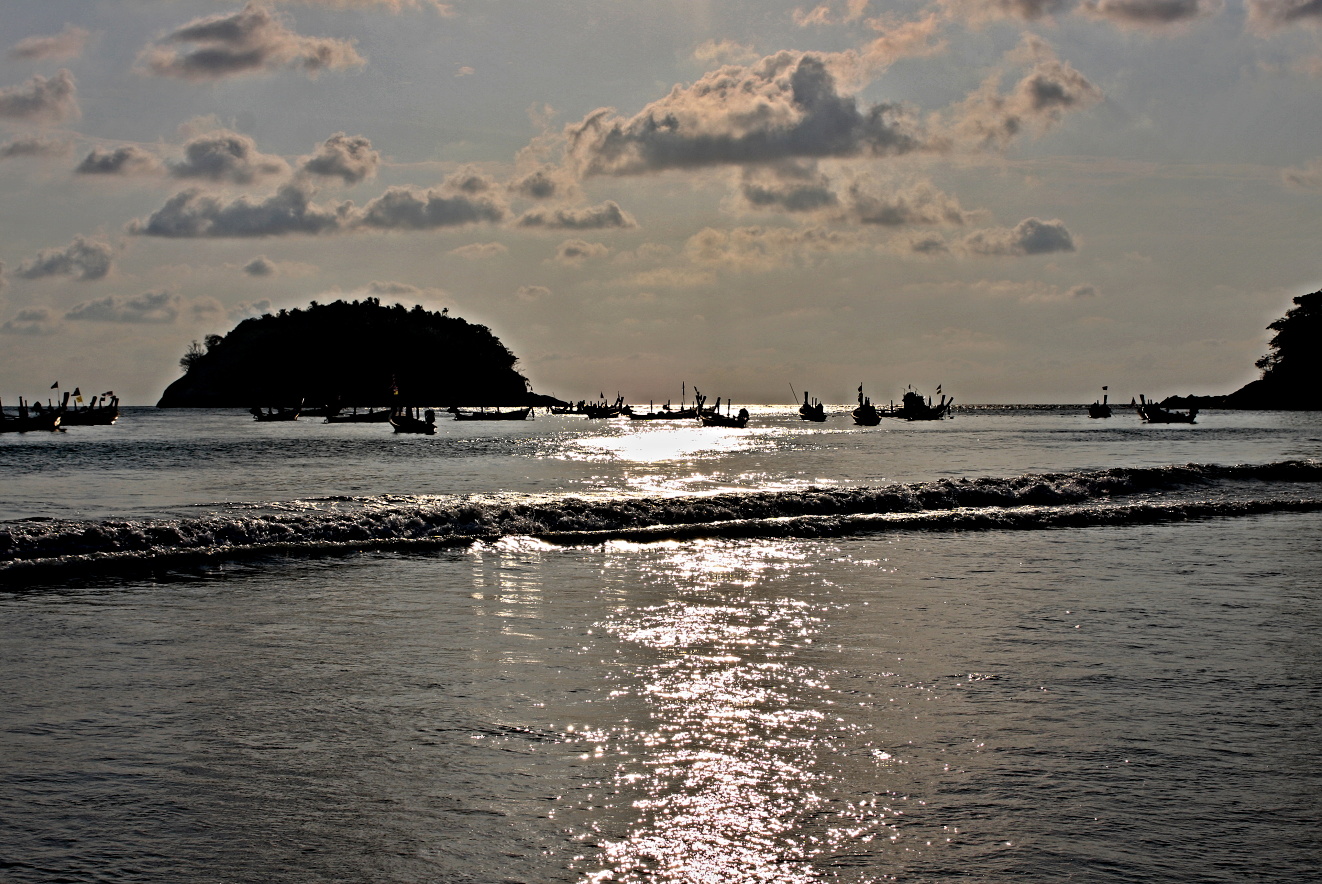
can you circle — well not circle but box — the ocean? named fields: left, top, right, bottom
left=2, top=405, right=1319, bottom=883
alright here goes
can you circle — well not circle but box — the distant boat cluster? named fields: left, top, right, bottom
left=0, top=386, right=119, bottom=434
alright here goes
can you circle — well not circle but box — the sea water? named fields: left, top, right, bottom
left=1, top=406, right=1319, bottom=882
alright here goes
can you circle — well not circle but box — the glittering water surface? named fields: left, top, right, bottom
left=2, top=407, right=1320, bottom=882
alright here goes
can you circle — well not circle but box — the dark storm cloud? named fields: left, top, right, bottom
left=565, top=52, right=930, bottom=177
left=169, top=130, right=290, bottom=183
left=300, top=133, right=379, bottom=184
left=352, top=185, right=508, bottom=230
left=138, top=2, right=365, bottom=81
left=17, top=236, right=114, bottom=280
left=0, top=70, right=79, bottom=123
left=130, top=183, right=346, bottom=237
left=76, top=145, right=163, bottom=176
left=1, top=135, right=72, bottom=159
left=962, top=217, right=1076, bottom=255
left=65, top=290, right=182, bottom=324
left=8, top=25, right=92, bottom=61
left=1081, top=0, right=1223, bottom=26
left=514, top=201, right=637, bottom=230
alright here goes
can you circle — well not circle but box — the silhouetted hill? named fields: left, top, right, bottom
left=1163, top=290, right=1322, bottom=411
left=158, top=299, right=553, bottom=407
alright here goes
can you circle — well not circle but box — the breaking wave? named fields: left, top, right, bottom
left=3, top=461, right=1320, bottom=583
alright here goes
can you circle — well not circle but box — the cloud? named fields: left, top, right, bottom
left=693, top=39, right=760, bottom=65
left=685, top=224, right=866, bottom=270
left=9, top=25, right=92, bottom=61
left=1080, top=0, right=1224, bottom=27
left=508, top=167, right=573, bottom=200
left=76, top=145, right=164, bottom=176
left=553, top=239, right=610, bottom=264
left=517, top=285, right=552, bottom=302
left=17, top=236, right=114, bottom=281
left=1247, top=0, right=1322, bottom=30
left=840, top=176, right=973, bottom=226
left=449, top=241, right=508, bottom=259
left=243, top=256, right=279, bottom=276
left=949, top=41, right=1103, bottom=150
left=938, top=0, right=1071, bottom=24
left=169, top=129, right=290, bottom=183
left=130, top=182, right=346, bottom=237
left=514, top=200, right=637, bottom=230
left=65, top=290, right=183, bottom=323
left=300, top=132, right=380, bottom=184
left=736, top=162, right=840, bottom=213
left=1282, top=157, right=1322, bottom=188
left=0, top=306, right=61, bottom=336
left=138, top=2, right=365, bottom=81
left=354, top=184, right=508, bottom=230
left=961, top=217, right=1077, bottom=255
left=0, top=70, right=79, bottom=123
left=1, top=135, right=73, bottom=160
left=230, top=298, right=274, bottom=320
left=565, top=52, right=930, bottom=177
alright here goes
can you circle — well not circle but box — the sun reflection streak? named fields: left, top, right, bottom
left=568, top=540, right=889, bottom=883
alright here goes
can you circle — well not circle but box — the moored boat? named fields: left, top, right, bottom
left=450, top=406, right=532, bottom=421
left=250, top=405, right=301, bottom=421
left=1088, top=387, right=1112, bottom=419
left=852, top=386, right=881, bottom=426
left=325, top=407, right=392, bottom=423
left=59, top=392, right=120, bottom=426
left=0, top=397, right=62, bottom=433
left=1136, top=395, right=1197, bottom=424
left=390, top=407, right=437, bottom=434
left=798, top=391, right=826, bottom=422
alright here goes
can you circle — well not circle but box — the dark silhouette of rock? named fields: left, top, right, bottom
left=1162, top=290, right=1322, bottom=411
left=158, top=298, right=559, bottom=407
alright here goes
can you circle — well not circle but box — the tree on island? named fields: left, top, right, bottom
left=1224, top=290, right=1322, bottom=409
left=158, top=299, right=554, bottom=407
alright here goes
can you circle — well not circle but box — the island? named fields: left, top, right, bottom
left=158, top=298, right=562, bottom=408
left=1163, top=289, right=1321, bottom=411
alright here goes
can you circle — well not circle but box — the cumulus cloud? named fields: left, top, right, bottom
left=130, top=182, right=345, bottom=237
left=1, top=135, right=73, bottom=160
left=1080, top=0, right=1224, bottom=27
left=693, top=39, right=760, bottom=65
left=65, top=290, right=183, bottom=323
left=170, top=130, right=290, bottom=183
left=553, top=239, right=610, bottom=264
left=961, top=217, right=1077, bottom=256
left=243, top=256, right=278, bottom=276
left=840, top=176, right=973, bottom=226
left=565, top=52, right=930, bottom=177
left=0, top=70, right=79, bottom=123
left=508, top=167, right=573, bottom=201
left=17, top=236, right=114, bottom=281
left=1247, top=0, right=1322, bottom=30
left=299, top=132, right=379, bottom=184
left=736, top=162, right=839, bottom=213
left=76, top=145, right=164, bottom=176
left=515, top=200, right=637, bottom=230
left=949, top=41, right=1103, bottom=150
left=685, top=224, right=866, bottom=270
left=1, top=306, right=61, bottom=336
left=354, top=185, right=508, bottom=230
left=9, top=25, right=92, bottom=61
left=138, top=2, right=365, bottom=81
left=449, top=241, right=508, bottom=259
left=230, top=298, right=275, bottom=320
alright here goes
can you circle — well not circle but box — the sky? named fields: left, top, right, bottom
left=3, top=0, right=1322, bottom=406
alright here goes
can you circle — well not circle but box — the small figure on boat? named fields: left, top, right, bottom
left=390, top=405, right=437, bottom=434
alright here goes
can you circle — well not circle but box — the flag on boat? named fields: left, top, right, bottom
left=937, top=384, right=942, bottom=395
left=73, top=387, right=83, bottom=403
left=1103, top=385, right=1108, bottom=390
left=50, top=381, right=58, bottom=389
